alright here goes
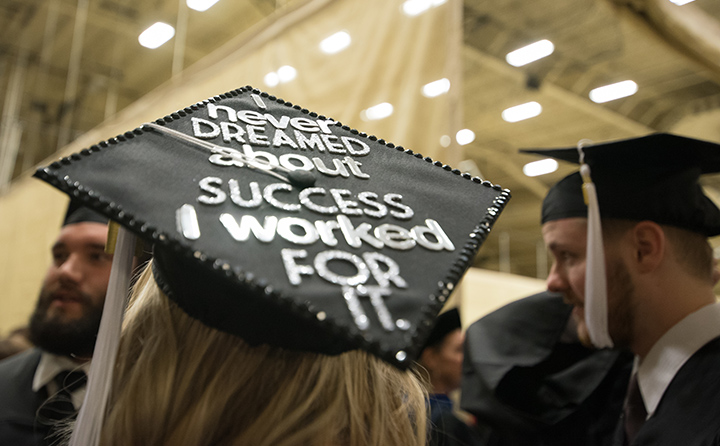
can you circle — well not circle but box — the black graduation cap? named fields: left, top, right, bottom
left=63, top=200, right=108, bottom=226
left=34, top=86, right=509, bottom=369
left=521, top=133, right=720, bottom=236
left=420, top=307, right=461, bottom=352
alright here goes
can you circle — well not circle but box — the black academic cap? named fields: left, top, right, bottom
left=34, top=86, right=509, bottom=369
left=63, top=200, right=108, bottom=226
left=521, top=133, right=720, bottom=236
left=420, top=307, right=461, bottom=352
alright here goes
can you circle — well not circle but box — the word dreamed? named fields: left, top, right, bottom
left=193, top=102, right=371, bottom=166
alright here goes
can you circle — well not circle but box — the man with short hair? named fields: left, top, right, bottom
left=0, top=205, right=111, bottom=446
left=526, top=133, right=720, bottom=445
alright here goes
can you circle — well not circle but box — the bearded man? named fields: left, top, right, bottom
left=528, top=133, right=720, bottom=446
left=0, top=205, right=111, bottom=446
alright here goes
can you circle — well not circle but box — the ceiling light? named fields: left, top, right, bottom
left=186, top=0, right=220, bottom=12
left=277, top=65, right=297, bottom=83
left=403, top=0, right=447, bottom=16
left=138, top=22, right=175, bottom=49
left=439, top=135, right=451, bottom=147
left=320, top=31, right=351, bottom=54
left=263, top=66, right=297, bottom=87
left=502, top=101, right=542, bottom=122
left=589, top=80, right=638, bottom=103
left=669, top=0, right=695, bottom=4
left=422, top=78, right=450, bottom=98
left=403, top=0, right=432, bottom=16
left=523, top=158, right=558, bottom=177
left=264, top=72, right=280, bottom=88
left=506, top=39, right=555, bottom=67
left=456, top=129, right=475, bottom=146
left=361, top=102, right=394, bottom=121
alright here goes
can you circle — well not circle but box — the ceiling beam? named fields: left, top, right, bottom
left=462, top=44, right=652, bottom=199
left=636, top=0, right=720, bottom=82
left=463, top=44, right=652, bottom=135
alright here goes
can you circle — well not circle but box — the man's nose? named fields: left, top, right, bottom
left=57, top=253, right=83, bottom=285
left=546, top=263, right=567, bottom=293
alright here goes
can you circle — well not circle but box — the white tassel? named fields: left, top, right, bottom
left=578, top=142, right=614, bottom=348
left=69, top=226, right=136, bottom=446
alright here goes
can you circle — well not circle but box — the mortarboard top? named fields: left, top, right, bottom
left=34, top=85, right=510, bottom=370
left=521, top=133, right=720, bottom=236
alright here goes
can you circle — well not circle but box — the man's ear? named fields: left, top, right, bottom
left=419, top=347, right=438, bottom=370
left=630, top=221, right=665, bottom=273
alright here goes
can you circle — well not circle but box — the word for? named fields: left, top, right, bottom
left=281, top=249, right=406, bottom=287
left=281, top=249, right=409, bottom=331
left=283, top=248, right=409, bottom=332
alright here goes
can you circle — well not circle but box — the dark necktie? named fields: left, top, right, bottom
left=37, top=370, right=87, bottom=444
left=624, top=372, right=647, bottom=445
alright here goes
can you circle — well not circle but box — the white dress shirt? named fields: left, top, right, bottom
left=32, top=351, right=91, bottom=409
left=637, top=301, right=720, bottom=418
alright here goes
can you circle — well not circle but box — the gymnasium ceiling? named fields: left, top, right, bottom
left=1, top=0, right=720, bottom=280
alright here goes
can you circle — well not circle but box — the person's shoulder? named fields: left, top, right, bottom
left=685, top=335, right=720, bottom=370
left=700, top=335, right=720, bottom=351
left=670, top=335, right=720, bottom=397
left=0, top=348, right=42, bottom=417
left=0, top=348, right=41, bottom=379
left=638, top=411, right=720, bottom=446
left=641, top=338, right=720, bottom=444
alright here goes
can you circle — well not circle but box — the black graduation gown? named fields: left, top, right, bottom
left=428, top=393, right=485, bottom=446
left=0, top=348, right=52, bottom=446
left=461, top=291, right=633, bottom=446
left=615, top=336, right=720, bottom=446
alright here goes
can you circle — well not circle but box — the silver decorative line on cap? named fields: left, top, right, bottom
left=250, top=93, right=267, bottom=109
left=176, top=204, right=201, bottom=240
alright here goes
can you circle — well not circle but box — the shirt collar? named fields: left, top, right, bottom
left=33, top=351, right=91, bottom=408
left=637, top=302, right=720, bottom=417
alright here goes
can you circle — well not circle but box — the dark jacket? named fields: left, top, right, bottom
left=615, top=336, right=720, bottom=446
left=0, top=348, right=51, bottom=446
left=428, top=393, right=484, bottom=446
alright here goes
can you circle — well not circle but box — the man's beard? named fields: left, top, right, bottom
left=605, top=257, right=636, bottom=350
left=28, top=286, right=104, bottom=358
left=568, top=257, right=636, bottom=350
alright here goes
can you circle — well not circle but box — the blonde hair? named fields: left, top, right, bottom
left=99, top=263, right=427, bottom=446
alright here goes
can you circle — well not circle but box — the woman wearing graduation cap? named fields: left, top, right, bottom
left=91, top=258, right=428, bottom=446
left=33, top=87, right=509, bottom=446
left=524, top=133, right=720, bottom=446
